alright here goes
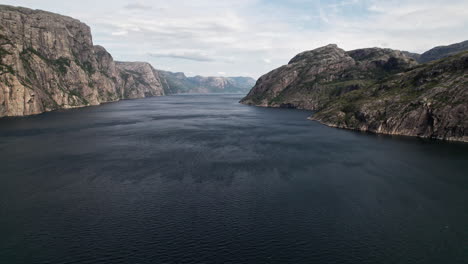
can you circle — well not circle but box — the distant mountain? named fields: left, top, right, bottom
left=402, top=40, right=468, bottom=63
left=115, top=61, right=166, bottom=99
left=401, top=51, right=421, bottom=62
left=159, top=71, right=255, bottom=94
left=418, top=40, right=468, bottom=63
left=0, top=5, right=254, bottom=118
left=241, top=44, right=468, bottom=142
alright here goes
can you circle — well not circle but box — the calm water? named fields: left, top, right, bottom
left=0, top=94, right=467, bottom=264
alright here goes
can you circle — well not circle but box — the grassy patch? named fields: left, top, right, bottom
left=53, top=57, right=71, bottom=74
left=341, top=102, right=359, bottom=113
left=82, top=61, right=95, bottom=75
left=0, top=46, right=14, bottom=75
left=21, top=47, right=71, bottom=75
left=72, top=51, right=95, bottom=75
left=0, top=34, right=13, bottom=45
left=0, top=63, right=14, bottom=75
left=0, top=46, right=11, bottom=57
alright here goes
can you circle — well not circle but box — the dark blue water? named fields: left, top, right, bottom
left=0, top=94, right=467, bottom=264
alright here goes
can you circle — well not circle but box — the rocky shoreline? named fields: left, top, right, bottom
left=241, top=44, right=468, bottom=143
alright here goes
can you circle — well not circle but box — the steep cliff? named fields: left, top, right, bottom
left=0, top=5, right=164, bottom=118
left=159, top=70, right=255, bottom=94
left=116, top=62, right=164, bottom=99
left=241, top=44, right=467, bottom=142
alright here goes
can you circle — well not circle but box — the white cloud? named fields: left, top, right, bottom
left=124, top=3, right=152, bottom=10
left=4, top=0, right=468, bottom=78
left=149, top=51, right=215, bottom=62
left=111, top=30, right=128, bottom=36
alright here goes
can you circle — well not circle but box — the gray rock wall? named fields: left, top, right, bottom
left=0, top=5, right=164, bottom=117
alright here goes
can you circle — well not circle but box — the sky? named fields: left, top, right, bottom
left=3, top=0, right=468, bottom=78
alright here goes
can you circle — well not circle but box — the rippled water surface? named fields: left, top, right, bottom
left=1, top=94, right=467, bottom=264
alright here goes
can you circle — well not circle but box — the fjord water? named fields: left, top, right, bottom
left=0, top=94, right=467, bottom=264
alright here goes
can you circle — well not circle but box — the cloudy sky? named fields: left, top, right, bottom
left=3, top=0, right=468, bottom=78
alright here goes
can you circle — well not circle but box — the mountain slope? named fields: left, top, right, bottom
left=419, top=40, right=468, bottom=63
left=241, top=44, right=417, bottom=109
left=241, top=44, right=467, bottom=142
left=312, top=51, right=468, bottom=142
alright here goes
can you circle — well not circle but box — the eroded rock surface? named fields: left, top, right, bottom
left=312, top=52, right=468, bottom=142
left=0, top=5, right=257, bottom=117
left=241, top=44, right=416, bottom=109
left=241, top=43, right=467, bottom=142
left=0, top=5, right=167, bottom=117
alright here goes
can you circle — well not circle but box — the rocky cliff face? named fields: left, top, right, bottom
left=116, top=62, right=164, bottom=99
left=312, top=52, right=468, bottom=142
left=0, top=4, right=255, bottom=118
left=0, top=5, right=167, bottom=118
left=159, top=70, right=255, bottom=94
left=241, top=44, right=417, bottom=109
left=241, top=44, right=467, bottom=142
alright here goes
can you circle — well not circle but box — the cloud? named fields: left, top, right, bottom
left=148, top=51, right=215, bottom=62
left=111, top=30, right=128, bottom=36
left=124, top=3, right=152, bottom=10
left=7, top=0, right=468, bottom=78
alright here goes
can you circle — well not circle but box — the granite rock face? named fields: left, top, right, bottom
left=241, top=43, right=467, bottom=142
left=159, top=71, right=255, bottom=94
left=0, top=5, right=167, bottom=117
left=241, top=44, right=417, bottom=109
left=312, top=52, right=468, bottom=142
left=116, top=62, right=165, bottom=99
left=0, top=4, right=256, bottom=117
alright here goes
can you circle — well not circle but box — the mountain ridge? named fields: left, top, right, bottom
left=418, top=40, right=468, bottom=63
left=241, top=43, right=467, bottom=142
left=158, top=70, right=255, bottom=94
left=0, top=5, right=254, bottom=118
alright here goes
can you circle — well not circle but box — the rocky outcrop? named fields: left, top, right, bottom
left=312, top=52, right=468, bottom=142
left=159, top=70, right=255, bottom=94
left=116, top=62, right=164, bottom=99
left=0, top=5, right=166, bottom=117
left=241, top=43, right=467, bottom=142
left=241, top=44, right=417, bottom=109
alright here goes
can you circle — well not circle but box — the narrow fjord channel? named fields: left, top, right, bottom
left=1, top=94, right=467, bottom=263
